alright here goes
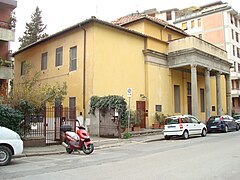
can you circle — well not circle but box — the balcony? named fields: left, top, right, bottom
left=232, top=89, right=240, bottom=98
left=0, top=0, right=17, bottom=8
left=230, top=71, right=240, bottom=80
left=0, top=59, right=13, bottom=79
left=0, top=21, right=15, bottom=41
left=168, top=36, right=231, bottom=74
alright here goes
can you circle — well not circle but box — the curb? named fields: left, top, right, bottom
left=14, top=135, right=165, bottom=158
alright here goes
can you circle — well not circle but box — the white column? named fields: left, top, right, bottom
left=216, top=72, right=222, bottom=115
left=205, top=68, right=211, bottom=120
left=191, top=64, right=198, bottom=118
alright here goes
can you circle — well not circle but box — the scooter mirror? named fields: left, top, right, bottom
left=76, top=119, right=81, bottom=127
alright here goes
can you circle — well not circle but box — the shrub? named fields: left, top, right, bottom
left=0, top=104, right=23, bottom=135
left=122, top=132, right=132, bottom=139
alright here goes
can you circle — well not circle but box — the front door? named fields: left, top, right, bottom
left=187, top=96, right=192, bottom=115
left=136, top=101, right=146, bottom=128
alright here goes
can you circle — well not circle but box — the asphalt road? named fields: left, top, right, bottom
left=1, top=131, right=240, bottom=180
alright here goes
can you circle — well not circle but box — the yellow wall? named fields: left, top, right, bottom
left=14, top=28, right=86, bottom=115
left=89, top=23, right=146, bottom=111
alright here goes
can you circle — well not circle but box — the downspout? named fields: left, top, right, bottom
left=161, top=24, right=168, bottom=40
left=79, top=24, right=87, bottom=126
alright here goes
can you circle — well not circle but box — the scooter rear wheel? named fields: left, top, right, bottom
left=82, top=144, right=94, bottom=155
left=64, top=139, right=73, bottom=154
left=66, top=147, right=73, bottom=154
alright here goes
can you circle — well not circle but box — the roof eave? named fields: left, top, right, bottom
left=13, top=18, right=147, bottom=57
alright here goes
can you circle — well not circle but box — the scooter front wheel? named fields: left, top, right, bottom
left=82, top=144, right=94, bottom=155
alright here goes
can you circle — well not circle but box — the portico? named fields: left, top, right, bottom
left=168, top=36, right=232, bottom=120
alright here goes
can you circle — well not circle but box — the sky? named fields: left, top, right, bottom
left=11, top=0, right=240, bottom=51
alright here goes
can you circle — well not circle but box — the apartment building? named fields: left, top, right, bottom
left=0, top=0, right=17, bottom=103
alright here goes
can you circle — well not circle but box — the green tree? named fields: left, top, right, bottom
left=18, top=6, right=48, bottom=49
left=10, top=63, right=67, bottom=113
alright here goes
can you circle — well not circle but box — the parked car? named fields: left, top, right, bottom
left=233, top=115, right=240, bottom=125
left=0, top=126, right=23, bottom=166
left=163, top=115, right=207, bottom=140
left=206, top=115, right=239, bottom=133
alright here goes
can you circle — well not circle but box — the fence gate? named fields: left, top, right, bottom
left=23, top=107, right=76, bottom=145
left=45, top=106, right=76, bottom=145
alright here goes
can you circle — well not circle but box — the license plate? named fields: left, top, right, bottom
left=168, top=126, right=176, bottom=128
left=211, top=126, right=217, bottom=128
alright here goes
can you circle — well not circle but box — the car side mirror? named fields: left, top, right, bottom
left=198, top=121, right=201, bottom=124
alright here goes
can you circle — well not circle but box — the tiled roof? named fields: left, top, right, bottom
left=112, top=13, right=188, bottom=36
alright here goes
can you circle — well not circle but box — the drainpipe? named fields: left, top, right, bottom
left=79, top=24, right=87, bottom=126
left=161, top=24, right=168, bottom=40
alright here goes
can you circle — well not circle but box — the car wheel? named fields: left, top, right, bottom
left=201, top=128, right=207, bottom=137
left=182, top=130, right=189, bottom=139
left=164, top=135, right=171, bottom=140
left=236, top=124, right=239, bottom=131
left=0, top=146, right=12, bottom=166
left=224, top=125, right=228, bottom=133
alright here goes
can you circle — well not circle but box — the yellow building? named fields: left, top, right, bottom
left=13, top=14, right=231, bottom=128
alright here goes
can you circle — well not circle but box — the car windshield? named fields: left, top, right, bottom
left=233, top=116, right=240, bottom=120
left=165, top=117, right=179, bottom=125
left=208, top=116, right=220, bottom=123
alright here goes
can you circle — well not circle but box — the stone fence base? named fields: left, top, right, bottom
left=23, top=136, right=46, bottom=147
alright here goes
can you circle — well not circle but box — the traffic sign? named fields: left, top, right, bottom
left=127, top=88, right=132, bottom=97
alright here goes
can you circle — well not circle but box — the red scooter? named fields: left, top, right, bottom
left=60, top=124, right=94, bottom=155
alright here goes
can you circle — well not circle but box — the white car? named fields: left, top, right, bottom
left=0, top=126, right=23, bottom=166
left=163, top=115, right=207, bottom=140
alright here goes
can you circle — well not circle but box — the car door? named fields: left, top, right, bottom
left=223, top=115, right=232, bottom=130
left=228, top=116, right=235, bottom=130
left=189, top=116, right=202, bottom=134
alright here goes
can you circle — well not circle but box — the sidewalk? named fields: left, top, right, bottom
left=16, top=129, right=164, bottom=158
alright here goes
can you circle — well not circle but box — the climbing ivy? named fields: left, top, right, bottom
left=89, top=95, right=127, bottom=126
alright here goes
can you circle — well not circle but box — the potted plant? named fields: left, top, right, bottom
left=153, top=113, right=166, bottom=129
left=132, top=110, right=143, bottom=131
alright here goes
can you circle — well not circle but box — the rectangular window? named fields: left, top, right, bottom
left=233, top=45, right=235, bottom=56
left=191, top=20, right=195, bottom=28
left=236, top=80, right=239, bottom=90
left=233, top=98, right=235, bottom=107
left=238, top=97, right=240, bottom=106
left=69, top=97, right=76, bottom=119
left=166, top=11, right=172, bottom=21
left=182, top=22, right=187, bottom=30
left=55, top=47, right=63, bottom=67
left=235, top=17, right=238, bottom=27
left=156, top=105, right=162, bottom=112
left=21, top=61, right=26, bottom=75
left=200, top=89, right=205, bottom=112
left=236, top=32, right=239, bottom=42
left=232, top=29, right=234, bottom=40
left=70, top=46, right=77, bottom=71
left=230, top=14, right=233, bottom=24
left=237, top=48, right=240, bottom=58
left=187, top=82, right=191, bottom=95
left=41, top=52, right=47, bottom=70
left=168, top=34, right=172, bottom=41
left=174, top=85, right=181, bottom=113
left=197, top=19, right=201, bottom=27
